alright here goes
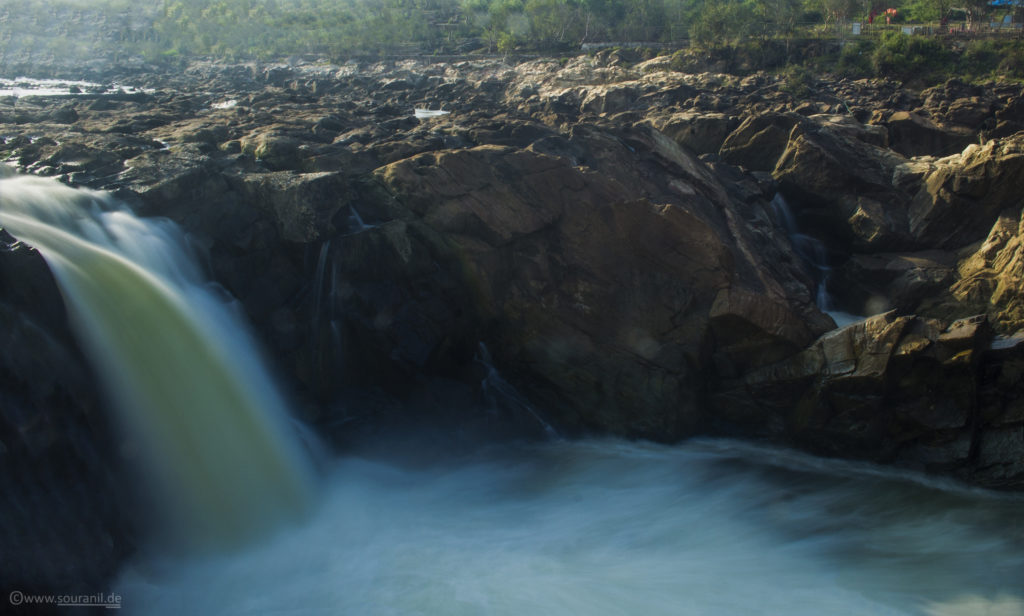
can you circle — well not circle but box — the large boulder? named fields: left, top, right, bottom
left=719, top=112, right=802, bottom=171
left=773, top=118, right=912, bottom=251
left=579, top=83, right=639, bottom=115
left=919, top=79, right=995, bottom=131
left=885, top=111, right=975, bottom=157
left=235, top=171, right=348, bottom=243
left=649, top=111, right=738, bottom=155
left=364, top=142, right=830, bottom=438
left=915, top=208, right=1024, bottom=334
left=832, top=250, right=957, bottom=315
left=908, top=134, right=1024, bottom=249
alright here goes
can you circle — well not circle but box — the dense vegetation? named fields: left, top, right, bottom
left=0, top=0, right=1022, bottom=83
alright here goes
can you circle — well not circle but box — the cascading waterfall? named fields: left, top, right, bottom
left=0, top=175, right=315, bottom=550
left=771, top=193, right=862, bottom=327
left=3, top=174, right=1023, bottom=615
left=770, top=193, right=832, bottom=304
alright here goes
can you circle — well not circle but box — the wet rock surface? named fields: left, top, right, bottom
left=3, top=53, right=1024, bottom=592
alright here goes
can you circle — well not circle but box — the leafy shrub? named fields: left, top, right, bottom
left=690, top=1, right=758, bottom=51
left=960, top=40, right=1004, bottom=77
left=834, top=39, right=873, bottom=78
left=781, top=63, right=815, bottom=97
left=871, top=31, right=953, bottom=84
left=734, top=38, right=789, bottom=71
left=997, top=46, right=1024, bottom=79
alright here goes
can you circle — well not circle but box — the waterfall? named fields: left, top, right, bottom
left=770, top=193, right=862, bottom=327
left=476, top=342, right=558, bottom=439
left=347, top=205, right=373, bottom=233
left=0, top=175, right=315, bottom=551
left=770, top=193, right=832, bottom=306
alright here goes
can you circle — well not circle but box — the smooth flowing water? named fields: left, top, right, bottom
left=0, top=175, right=315, bottom=551
left=116, top=438, right=1024, bottom=615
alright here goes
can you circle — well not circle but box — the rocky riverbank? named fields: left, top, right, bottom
left=3, top=51, right=1024, bottom=592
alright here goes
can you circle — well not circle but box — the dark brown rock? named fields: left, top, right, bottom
left=773, top=119, right=911, bottom=251
left=886, top=111, right=974, bottom=158
left=649, top=111, right=738, bottom=155
left=719, top=310, right=1023, bottom=487
left=372, top=143, right=828, bottom=438
left=719, top=112, right=802, bottom=171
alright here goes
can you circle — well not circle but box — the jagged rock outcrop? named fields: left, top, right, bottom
left=883, top=111, right=975, bottom=158
left=917, top=208, right=1024, bottom=334
left=773, top=117, right=912, bottom=251
left=719, top=112, right=802, bottom=171
left=908, top=134, right=1024, bottom=249
left=648, top=111, right=737, bottom=155
left=341, top=137, right=829, bottom=438
left=712, top=311, right=1024, bottom=488
left=831, top=250, right=957, bottom=316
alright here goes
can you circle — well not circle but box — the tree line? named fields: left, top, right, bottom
left=0, top=0, right=1021, bottom=65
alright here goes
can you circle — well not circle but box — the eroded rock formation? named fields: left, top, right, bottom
left=3, top=51, right=1024, bottom=590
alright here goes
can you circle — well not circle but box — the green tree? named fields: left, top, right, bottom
left=524, top=0, right=582, bottom=45
left=691, top=0, right=758, bottom=49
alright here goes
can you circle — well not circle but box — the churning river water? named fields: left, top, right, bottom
left=117, top=438, right=1024, bottom=616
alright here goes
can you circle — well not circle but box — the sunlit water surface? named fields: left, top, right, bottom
left=0, top=77, right=150, bottom=98
left=117, top=438, right=1024, bottom=616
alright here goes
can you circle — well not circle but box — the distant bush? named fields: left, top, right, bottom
left=834, top=39, right=873, bottom=78
left=997, top=46, right=1024, bottom=79
left=871, top=31, right=953, bottom=84
left=690, top=1, right=758, bottom=51
left=781, top=63, right=815, bottom=97
left=735, top=38, right=790, bottom=71
left=960, top=40, right=1004, bottom=77
left=956, top=40, right=1024, bottom=80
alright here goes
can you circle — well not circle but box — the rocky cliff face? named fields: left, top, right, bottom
left=3, top=52, right=1024, bottom=589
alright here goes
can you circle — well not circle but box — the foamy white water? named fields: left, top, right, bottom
left=0, top=175, right=315, bottom=551
left=414, top=108, right=450, bottom=119
left=117, top=438, right=1024, bottom=615
left=0, top=77, right=151, bottom=98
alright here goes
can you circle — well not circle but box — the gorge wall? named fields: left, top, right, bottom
left=3, top=51, right=1024, bottom=591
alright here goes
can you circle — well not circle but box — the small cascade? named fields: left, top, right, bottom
left=414, top=108, right=450, bottom=119
left=476, top=343, right=559, bottom=439
left=770, top=193, right=834, bottom=312
left=771, top=194, right=864, bottom=327
left=0, top=175, right=315, bottom=551
left=310, top=239, right=344, bottom=391
left=346, top=206, right=374, bottom=233
left=311, top=239, right=333, bottom=332
left=308, top=207, right=375, bottom=391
